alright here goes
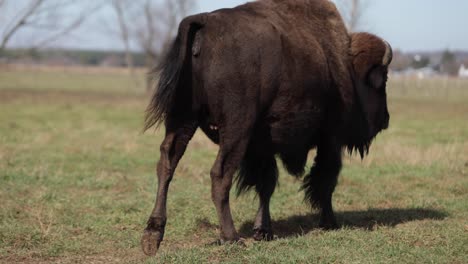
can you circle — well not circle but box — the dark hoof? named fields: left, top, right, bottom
left=141, top=229, right=163, bottom=256
left=253, top=228, right=274, bottom=241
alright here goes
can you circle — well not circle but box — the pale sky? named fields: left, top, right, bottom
left=196, top=0, right=468, bottom=52
left=3, top=0, right=468, bottom=52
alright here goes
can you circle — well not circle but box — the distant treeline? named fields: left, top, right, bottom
left=2, top=48, right=468, bottom=77
left=0, top=48, right=147, bottom=67
left=389, top=50, right=468, bottom=76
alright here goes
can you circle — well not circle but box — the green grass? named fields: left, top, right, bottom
left=0, top=67, right=467, bottom=263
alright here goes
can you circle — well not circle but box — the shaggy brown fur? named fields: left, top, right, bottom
left=141, top=0, right=392, bottom=256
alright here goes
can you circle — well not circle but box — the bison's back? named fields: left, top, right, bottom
left=191, top=0, right=351, bottom=149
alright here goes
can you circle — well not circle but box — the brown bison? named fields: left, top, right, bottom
left=141, top=0, right=392, bottom=256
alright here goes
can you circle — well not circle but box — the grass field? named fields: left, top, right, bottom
left=0, top=67, right=467, bottom=263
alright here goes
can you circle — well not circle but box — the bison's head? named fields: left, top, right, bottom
left=348, top=33, right=392, bottom=157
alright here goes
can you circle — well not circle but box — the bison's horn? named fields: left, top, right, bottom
left=382, top=40, right=393, bottom=66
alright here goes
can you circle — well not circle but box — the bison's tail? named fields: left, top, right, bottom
left=144, top=16, right=204, bottom=131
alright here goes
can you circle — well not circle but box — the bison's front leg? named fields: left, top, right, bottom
left=141, top=121, right=197, bottom=256
left=302, top=139, right=342, bottom=230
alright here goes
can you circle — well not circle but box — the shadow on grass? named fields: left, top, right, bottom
left=239, top=208, right=448, bottom=238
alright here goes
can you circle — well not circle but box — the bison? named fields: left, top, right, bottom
left=141, top=0, right=392, bottom=256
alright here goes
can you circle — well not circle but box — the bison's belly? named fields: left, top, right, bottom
left=269, top=109, right=322, bottom=152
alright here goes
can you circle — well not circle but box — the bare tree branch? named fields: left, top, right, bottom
left=34, top=0, right=79, bottom=13
left=0, top=0, right=101, bottom=52
left=34, top=14, right=85, bottom=49
left=35, top=2, right=104, bottom=49
left=112, top=0, right=135, bottom=76
left=105, top=0, right=195, bottom=90
left=336, top=0, right=369, bottom=32
left=137, top=0, right=195, bottom=63
left=138, top=0, right=193, bottom=82
left=1, top=0, right=44, bottom=50
left=348, top=0, right=360, bottom=32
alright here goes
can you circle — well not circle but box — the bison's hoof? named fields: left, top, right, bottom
left=253, top=228, right=274, bottom=241
left=141, top=229, right=163, bottom=256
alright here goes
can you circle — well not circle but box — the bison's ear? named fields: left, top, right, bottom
left=350, top=32, right=392, bottom=117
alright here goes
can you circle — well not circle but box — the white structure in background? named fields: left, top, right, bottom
left=393, top=67, right=438, bottom=79
left=459, top=64, right=468, bottom=78
left=415, top=67, right=438, bottom=79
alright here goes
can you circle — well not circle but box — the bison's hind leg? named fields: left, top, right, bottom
left=235, top=138, right=277, bottom=241
left=142, top=117, right=198, bottom=256
left=302, top=139, right=342, bottom=230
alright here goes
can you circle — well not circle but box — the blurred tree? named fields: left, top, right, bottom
left=441, top=50, right=455, bottom=64
left=107, top=0, right=196, bottom=91
left=111, top=0, right=134, bottom=76
left=411, top=55, right=430, bottom=69
left=0, top=0, right=101, bottom=54
left=440, top=49, right=458, bottom=76
left=335, top=0, right=368, bottom=32
left=390, top=50, right=412, bottom=71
